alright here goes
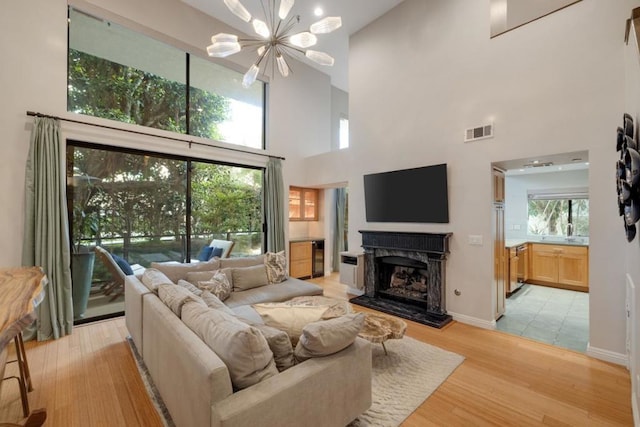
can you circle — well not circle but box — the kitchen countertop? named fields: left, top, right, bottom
left=289, top=237, right=325, bottom=243
left=505, top=238, right=589, bottom=248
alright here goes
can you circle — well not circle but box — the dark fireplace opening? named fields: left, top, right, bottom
left=378, top=257, right=430, bottom=305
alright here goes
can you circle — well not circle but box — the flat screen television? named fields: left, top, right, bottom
left=363, top=163, right=449, bottom=223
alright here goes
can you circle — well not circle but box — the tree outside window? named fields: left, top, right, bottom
left=527, top=197, right=589, bottom=237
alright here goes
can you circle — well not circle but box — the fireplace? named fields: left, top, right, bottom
left=350, top=231, right=452, bottom=328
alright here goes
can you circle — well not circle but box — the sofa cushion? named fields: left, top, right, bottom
left=181, top=302, right=278, bottom=390
left=251, top=323, right=295, bottom=372
left=200, top=290, right=236, bottom=316
left=223, top=279, right=323, bottom=309
left=158, top=283, right=205, bottom=317
left=252, top=303, right=329, bottom=345
left=141, top=268, right=174, bottom=292
left=264, top=251, right=287, bottom=284
left=294, top=313, right=365, bottom=362
left=177, top=279, right=203, bottom=296
left=151, top=258, right=221, bottom=283
left=232, top=265, right=269, bottom=291
left=219, top=255, right=265, bottom=269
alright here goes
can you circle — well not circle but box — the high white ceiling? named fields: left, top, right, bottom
left=181, top=0, right=406, bottom=92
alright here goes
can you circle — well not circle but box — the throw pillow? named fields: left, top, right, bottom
left=210, top=246, right=224, bottom=259
left=141, top=268, right=174, bottom=292
left=197, top=246, right=214, bottom=262
left=197, top=270, right=232, bottom=301
left=111, top=254, right=134, bottom=276
left=177, top=279, right=203, bottom=296
left=200, top=290, right=236, bottom=316
left=252, top=303, right=329, bottom=345
left=158, top=283, right=205, bottom=317
left=151, top=258, right=221, bottom=283
left=181, top=301, right=278, bottom=390
left=186, top=268, right=233, bottom=287
left=294, top=313, right=365, bottom=362
left=232, top=264, right=269, bottom=291
left=264, top=251, right=287, bottom=284
left=251, top=323, right=295, bottom=372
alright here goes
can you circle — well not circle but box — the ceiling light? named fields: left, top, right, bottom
left=209, top=0, right=342, bottom=88
left=314, top=7, right=324, bottom=17
left=533, top=160, right=540, bottom=164
left=585, top=162, right=590, bottom=166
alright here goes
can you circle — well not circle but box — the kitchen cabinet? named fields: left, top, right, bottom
left=289, top=239, right=325, bottom=279
left=529, top=243, right=589, bottom=290
left=289, top=187, right=318, bottom=221
left=289, top=241, right=312, bottom=278
left=493, top=168, right=505, bottom=203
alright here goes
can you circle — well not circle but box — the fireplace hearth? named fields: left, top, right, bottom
left=350, top=231, right=453, bottom=328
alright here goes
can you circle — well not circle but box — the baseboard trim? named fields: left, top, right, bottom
left=586, top=344, right=628, bottom=366
left=448, top=311, right=496, bottom=330
left=346, top=287, right=364, bottom=296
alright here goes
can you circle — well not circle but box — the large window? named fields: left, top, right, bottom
left=67, top=143, right=264, bottom=269
left=527, top=190, right=589, bottom=237
left=68, top=7, right=265, bottom=149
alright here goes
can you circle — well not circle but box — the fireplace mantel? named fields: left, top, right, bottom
left=352, top=230, right=453, bottom=328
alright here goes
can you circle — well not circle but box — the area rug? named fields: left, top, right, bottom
left=127, top=335, right=463, bottom=427
left=126, top=337, right=176, bottom=427
left=350, top=336, right=464, bottom=426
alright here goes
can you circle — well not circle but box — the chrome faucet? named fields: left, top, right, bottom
left=565, top=223, right=575, bottom=242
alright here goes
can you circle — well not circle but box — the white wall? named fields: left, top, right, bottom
left=624, top=15, right=640, bottom=421
left=505, top=169, right=589, bottom=240
left=0, top=0, right=333, bottom=268
left=299, top=0, right=638, bottom=359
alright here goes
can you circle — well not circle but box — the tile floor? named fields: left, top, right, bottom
left=496, top=284, right=589, bottom=352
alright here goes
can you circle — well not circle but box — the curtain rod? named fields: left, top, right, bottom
left=26, top=111, right=285, bottom=161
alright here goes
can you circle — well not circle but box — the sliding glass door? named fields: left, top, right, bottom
left=67, top=142, right=264, bottom=322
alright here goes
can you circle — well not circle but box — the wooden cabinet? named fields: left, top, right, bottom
left=289, top=187, right=318, bottom=221
left=289, top=241, right=312, bottom=278
left=529, top=243, right=589, bottom=290
left=493, top=168, right=505, bottom=203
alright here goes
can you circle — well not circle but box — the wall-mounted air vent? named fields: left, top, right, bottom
left=464, top=123, right=494, bottom=142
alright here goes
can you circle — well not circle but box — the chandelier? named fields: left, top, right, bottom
left=207, top=0, right=342, bottom=87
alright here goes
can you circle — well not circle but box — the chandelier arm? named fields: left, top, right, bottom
left=255, top=45, right=272, bottom=67
left=278, top=42, right=305, bottom=55
left=278, top=15, right=300, bottom=38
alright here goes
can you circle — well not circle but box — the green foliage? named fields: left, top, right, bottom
left=68, top=49, right=229, bottom=138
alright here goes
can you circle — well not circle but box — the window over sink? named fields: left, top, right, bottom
left=527, top=188, right=589, bottom=238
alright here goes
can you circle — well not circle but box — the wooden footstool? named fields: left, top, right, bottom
left=358, top=313, right=407, bottom=355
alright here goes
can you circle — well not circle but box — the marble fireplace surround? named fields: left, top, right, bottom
left=350, top=230, right=453, bottom=328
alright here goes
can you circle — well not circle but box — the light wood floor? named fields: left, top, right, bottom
left=0, top=273, right=633, bottom=426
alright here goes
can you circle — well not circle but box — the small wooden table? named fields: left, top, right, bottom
left=0, top=267, right=47, bottom=427
left=358, top=313, right=407, bottom=355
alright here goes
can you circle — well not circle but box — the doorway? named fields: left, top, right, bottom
left=492, top=150, right=590, bottom=352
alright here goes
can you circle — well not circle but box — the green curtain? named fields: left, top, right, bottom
left=265, top=157, right=285, bottom=252
left=22, top=117, right=73, bottom=341
left=332, top=188, right=347, bottom=271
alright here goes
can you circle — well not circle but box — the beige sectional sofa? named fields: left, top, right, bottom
left=125, top=254, right=372, bottom=427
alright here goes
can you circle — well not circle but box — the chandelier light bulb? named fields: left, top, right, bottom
left=310, top=16, right=342, bottom=34
left=210, top=33, right=238, bottom=44
left=252, top=19, right=271, bottom=38
left=289, top=32, right=317, bottom=48
left=276, top=53, right=290, bottom=77
left=243, top=64, right=260, bottom=88
left=279, top=0, right=295, bottom=20
left=257, top=45, right=266, bottom=56
left=207, top=41, right=242, bottom=58
left=309, top=16, right=342, bottom=34
left=223, top=0, right=252, bottom=23
left=305, top=50, right=334, bottom=66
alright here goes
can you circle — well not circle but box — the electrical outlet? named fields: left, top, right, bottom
left=468, top=235, right=483, bottom=246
